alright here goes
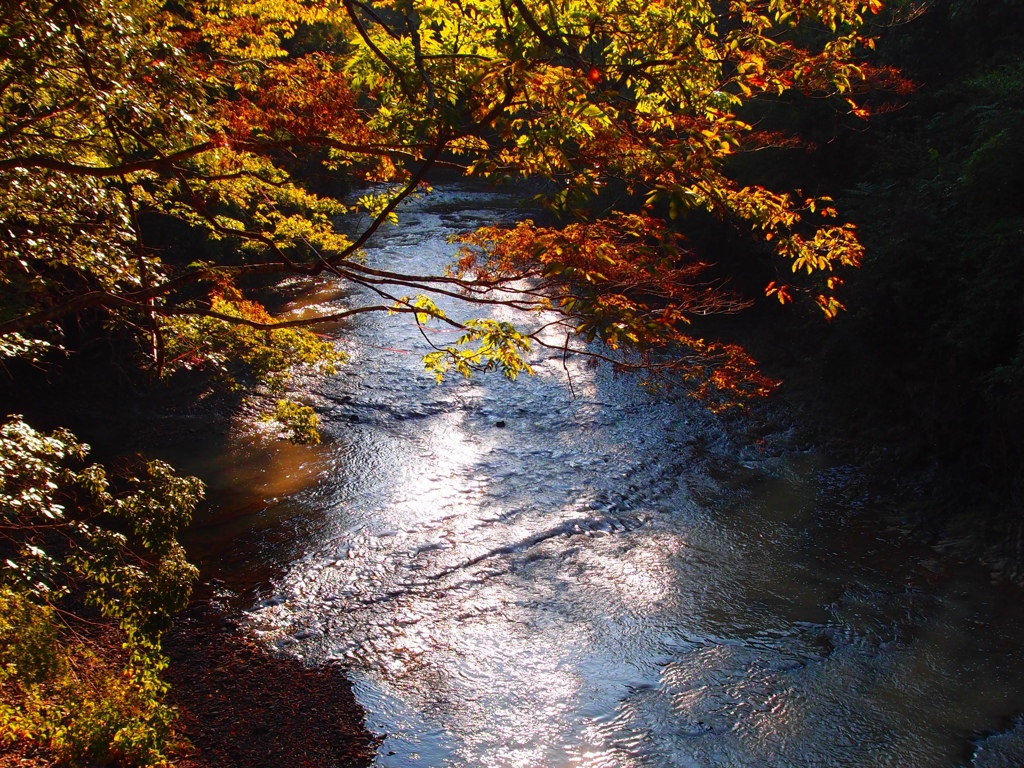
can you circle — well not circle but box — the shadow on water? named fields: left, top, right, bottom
left=179, top=182, right=1024, bottom=768
left=156, top=432, right=338, bottom=591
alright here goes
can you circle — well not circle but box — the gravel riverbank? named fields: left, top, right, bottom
left=164, top=604, right=376, bottom=768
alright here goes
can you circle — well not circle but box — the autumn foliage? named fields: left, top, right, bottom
left=0, top=0, right=887, bottom=394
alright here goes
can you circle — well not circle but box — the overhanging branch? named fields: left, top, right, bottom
left=0, top=142, right=216, bottom=177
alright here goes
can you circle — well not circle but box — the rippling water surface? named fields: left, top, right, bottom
left=184, top=184, right=1024, bottom=767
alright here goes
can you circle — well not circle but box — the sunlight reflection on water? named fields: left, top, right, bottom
left=180, top=183, right=1024, bottom=768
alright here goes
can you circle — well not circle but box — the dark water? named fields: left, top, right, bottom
left=182, top=184, right=1024, bottom=768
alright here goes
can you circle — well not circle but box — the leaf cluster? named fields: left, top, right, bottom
left=161, top=285, right=345, bottom=391
left=0, top=588, right=179, bottom=766
left=0, top=415, right=204, bottom=763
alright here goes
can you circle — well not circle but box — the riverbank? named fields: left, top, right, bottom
left=133, top=381, right=379, bottom=767
left=164, top=602, right=376, bottom=768
left=22, top=365, right=383, bottom=767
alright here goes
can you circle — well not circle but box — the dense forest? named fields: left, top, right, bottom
left=1, top=0, right=1022, bottom=764
left=744, top=0, right=1024, bottom=571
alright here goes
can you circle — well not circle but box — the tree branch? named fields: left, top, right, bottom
left=344, top=0, right=417, bottom=103
left=0, top=142, right=216, bottom=177
left=507, top=0, right=580, bottom=62
left=0, top=138, right=448, bottom=337
left=327, top=137, right=447, bottom=266
left=154, top=303, right=417, bottom=330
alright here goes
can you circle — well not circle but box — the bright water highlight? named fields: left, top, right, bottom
left=187, top=184, right=1024, bottom=768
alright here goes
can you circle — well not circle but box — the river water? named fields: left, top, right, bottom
left=182, top=184, right=1024, bottom=767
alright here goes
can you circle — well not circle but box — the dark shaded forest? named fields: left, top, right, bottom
left=740, top=0, right=1024, bottom=572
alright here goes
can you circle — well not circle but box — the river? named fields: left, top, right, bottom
left=178, top=183, right=1024, bottom=768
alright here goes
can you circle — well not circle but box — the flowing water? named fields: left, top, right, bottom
left=183, top=184, right=1024, bottom=767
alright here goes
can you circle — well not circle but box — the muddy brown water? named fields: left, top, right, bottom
left=172, top=184, right=1024, bottom=768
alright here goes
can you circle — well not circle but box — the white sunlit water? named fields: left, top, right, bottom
left=190, top=183, right=1024, bottom=768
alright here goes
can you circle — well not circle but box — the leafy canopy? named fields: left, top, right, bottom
left=0, top=0, right=882, bottom=400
